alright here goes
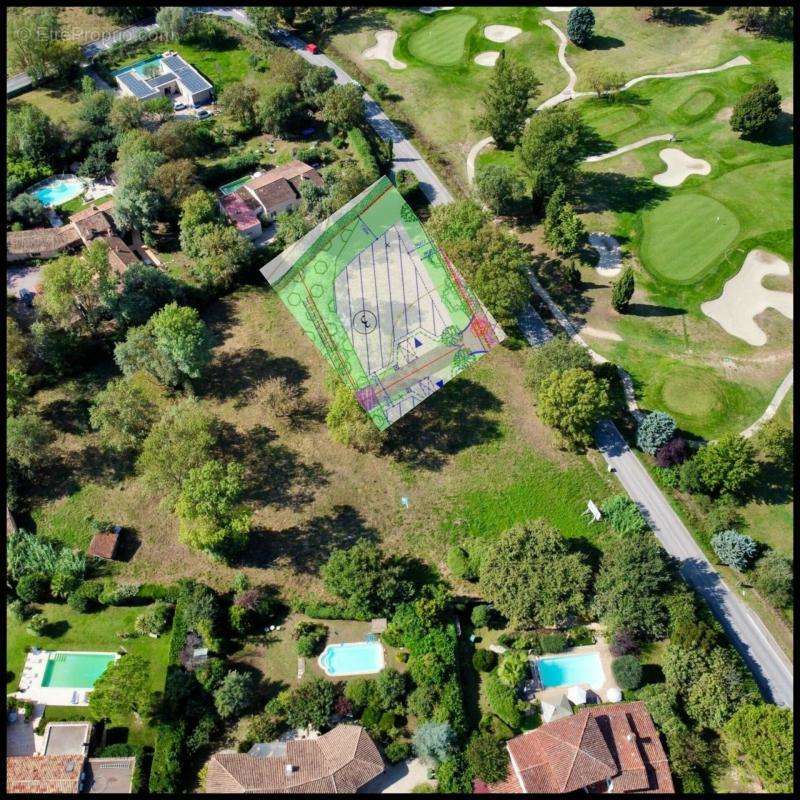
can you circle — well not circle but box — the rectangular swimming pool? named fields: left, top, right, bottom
left=41, top=652, right=118, bottom=689
left=112, top=55, right=163, bottom=78
left=219, top=175, right=253, bottom=196
left=318, top=642, right=384, bottom=677
left=537, top=652, right=605, bottom=689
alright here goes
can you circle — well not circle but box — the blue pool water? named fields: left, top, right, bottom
left=318, top=642, right=384, bottom=676
left=31, top=177, right=84, bottom=207
left=113, top=55, right=163, bottom=78
left=538, top=652, right=605, bottom=688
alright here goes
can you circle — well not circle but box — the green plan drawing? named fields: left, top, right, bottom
left=261, top=177, right=505, bottom=430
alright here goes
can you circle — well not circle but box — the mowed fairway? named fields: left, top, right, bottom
left=640, top=193, right=740, bottom=284
left=407, top=12, right=477, bottom=66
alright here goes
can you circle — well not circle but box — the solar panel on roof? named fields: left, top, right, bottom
left=161, top=53, right=212, bottom=93
left=117, top=71, right=159, bottom=100
left=146, top=72, right=178, bottom=89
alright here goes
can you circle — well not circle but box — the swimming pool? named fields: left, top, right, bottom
left=29, top=175, right=84, bottom=207
left=318, top=641, right=385, bottom=677
left=537, top=652, right=605, bottom=689
left=112, top=55, right=164, bottom=78
left=219, top=175, right=253, bottom=196
left=41, top=652, right=118, bottom=689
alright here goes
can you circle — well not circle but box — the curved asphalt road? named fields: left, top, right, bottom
left=595, top=419, right=793, bottom=707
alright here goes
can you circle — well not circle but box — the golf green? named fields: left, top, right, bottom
left=640, top=193, right=739, bottom=284
left=407, top=13, right=477, bottom=66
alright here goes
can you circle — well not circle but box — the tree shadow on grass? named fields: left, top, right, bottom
left=654, top=8, right=712, bottom=26
left=204, top=348, right=310, bottom=406
left=625, top=303, right=686, bottom=317
left=749, top=461, right=793, bottom=507
left=240, top=504, right=379, bottom=574
left=589, top=34, right=624, bottom=50
left=746, top=111, right=794, bottom=147
left=580, top=172, right=669, bottom=214
left=42, top=620, right=70, bottom=639
left=383, top=378, right=503, bottom=471
left=39, top=397, right=92, bottom=435
left=217, top=422, right=329, bottom=511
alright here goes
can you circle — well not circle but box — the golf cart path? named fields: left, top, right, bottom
left=465, top=18, right=751, bottom=183
left=741, top=369, right=794, bottom=438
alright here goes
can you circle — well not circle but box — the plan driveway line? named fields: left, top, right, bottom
left=595, top=419, right=794, bottom=708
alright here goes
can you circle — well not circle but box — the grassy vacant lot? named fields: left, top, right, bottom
left=8, top=86, right=84, bottom=126
left=31, top=285, right=618, bottom=599
left=326, top=6, right=564, bottom=190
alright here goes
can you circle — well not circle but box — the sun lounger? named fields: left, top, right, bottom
left=71, top=691, right=79, bottom=704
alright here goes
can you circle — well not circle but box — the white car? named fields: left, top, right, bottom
left=197, top=108, right=211, bottom=119
left=173, top=101, right=186, bottom=111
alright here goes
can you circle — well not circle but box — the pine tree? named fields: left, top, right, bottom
left=611, top=266, right=634, bottom=312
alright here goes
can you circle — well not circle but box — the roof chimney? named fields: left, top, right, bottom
left=626, top=732, right=636, bottom=742
left=285, top=764, right=296, bottom=775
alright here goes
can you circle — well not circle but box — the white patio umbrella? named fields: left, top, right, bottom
left=606, top=686, right=623, bottom=703
left=567, top=685, right=587, bottom=705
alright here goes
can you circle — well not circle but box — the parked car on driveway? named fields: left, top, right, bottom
left=197, top=108, right=211, bottom=119
left=173, top=100, right=186, bottom=111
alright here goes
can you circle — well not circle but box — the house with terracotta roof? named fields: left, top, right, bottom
left=6, top=754, right=136, bottom=794
left=219, top=161, right=325, bottom=239
left=205, top=724, right=384, bottom=794
left=475, top=701, right=674, bottom=795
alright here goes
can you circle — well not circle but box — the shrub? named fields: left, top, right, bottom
left=99, top=581, right=141, bottom=606
left=293, top=621, right=328, bottom=657
left=470, top=604, right=492, bottom=628
left=711, top=530, right=758, bottom=571
left=706, top=499, right=744, bottom=536
left=476, top=164, right=523, bottom=215
left=654, top=466, right=680, bottom=488
left=472, top=649, right=498, bottom=672
left=214, top=671, right=258, bottom=719
left=539, top=632, right=567, bottom=654
left=9, top=598, right=30, bottom=621
left=148, top=723, right=184, bottom=793
left=345, top=678, right=375, bottom=712
left=347, top=127, right=379, bottom=182
left=655, top=437, right=689, bottom=468
left=185, top=713, right=217, bottom=757
left=752, top=550, right=793, bottom=608
left=567, top=626, right=595, bottom=647
left=16, top=573, right=49, bottom=603
left=284, top=678, right=336, bottom=731
left=611, top=266, right=635, bottom=313
left=50, top=569, right=82, bottom=599
left=379, top=710, right=400, bottom=734
left=360, top=703, right=383, bottom=731
left=609, top=629, right=639, bottom=657
left=497, top=633, right=515, bottom=648
left=485, top=672, right=522, bottom=730
left=447, top=546, right=476, bottom=581
left=731, top=79, right=781, bottom=137
left=637, top=412, right=677, bottom=455
left=601, top=494, right=648, bottom=535
left=466, top=732, right=510, bottom=783
left=612, top=655, right=642, bottom=690
left=512, top=632, right=540, bottom=652
left=497, top=651, right=529, bottom=688
left=195, top=657, right=227, bottom=692
left=26, top=614, right=47, bottom=635
left=753, top=420, right=793, bottom=463
left=407, top=684, right=438, bottom=719
left=385, top=739, right=412, bottom=764
left=567, top=7, right=595, bottom=46
left=435, top=754, right=473, bottom=793
left=375, top=668, right=407, bottom=713
left=134, top=602, right=173, bottom=636
left=412, top=720, right=456, bottom=765
left=395, top=169, right=420, bottom=200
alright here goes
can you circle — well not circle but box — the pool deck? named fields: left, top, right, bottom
left=14, top=650, right=119, bottom=707
left=530, top=634, right=616, bottom=707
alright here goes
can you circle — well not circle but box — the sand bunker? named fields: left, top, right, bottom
left=715, top=106, right=733, bottom=123
left=588, top=232, right=622, bottom=277
left=419, top=6, right=454, bottom=13
left=474, top=51, right=501, bottom=67
left=545, top=6, right=575, bottom=11
left=581, top=326, right=623, bottom=342
left=701, top=250, right=793, bottom=346
left=652, top=147, right=711, bottom=187
left=363, top=30, right=407, bottom=70
left=484, top=25, right=522, bottom=43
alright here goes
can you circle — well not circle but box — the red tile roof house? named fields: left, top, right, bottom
left=475, top=702, right=675, bottom=795
left=6, top=754, right=136, bottom=794
left=205, top=724, right=384, bottom=794
left=218, top=161, right=324, bottom=240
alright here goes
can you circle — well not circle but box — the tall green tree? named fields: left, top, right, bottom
left=519, top=105, right=591, bottom=207
left=480, top=520, right=590, bottom=629
left=113, top=143, right=166, bottom=235
left=219, top=81, right=259, bottom=130
left=593, top=532, right=673, bottom=641
left=476, top=52, right=540, bottom=149
left=723, top=703, right=794, bottom=793
left=537, top=367, right=611, bottom=447
left=256, top=83, right=299, bottom=135
left=692, top=434, right=759, bottom=498
left=475, top=164, right=523, bottom=215
left=567, top=7, right=595, bottom=46
left=543, top=184, right=587, bottom=255
left=524, top=335, right=592, bottom=398
left=731, top=78, right=781, bottom=137
left=89, top=378, right=157, bottom=452
left=156, top=6, right=192, bottom=40
left=320, top=83, right=365, bottom=133
left=611, top=266, right=635, bottom=312
left=115, top=303, right=213, bottom=389
left=137, top=399, right=217, bottom=503
left=176, top=460, right=252, bottom=560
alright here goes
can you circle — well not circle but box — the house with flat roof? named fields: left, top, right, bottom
left=115, top=52, right=212, bottom=107
left=475, top=701, right=674, bottom=794
left=219, top=161, right=325, bottom=240
left=42, top=723, right=92, bottom=757
left=205, top=724, right=384, bottom=794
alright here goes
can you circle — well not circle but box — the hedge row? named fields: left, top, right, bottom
left=347, top=127, right=380, bottom=183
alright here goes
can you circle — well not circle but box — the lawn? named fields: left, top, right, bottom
left=8, top=86, right=84, bottom=125
left=407, top=12, right=478, bottom=66
left=29, top=285, right=619, bottom=600
left=6, top=602, right=172, bottom=746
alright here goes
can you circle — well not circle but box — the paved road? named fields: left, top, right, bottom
left=595, top=419, right=793, bottom=708
left=200, top=8, right=453, bottom=206
left=7, top=19, right=157, bottom=96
